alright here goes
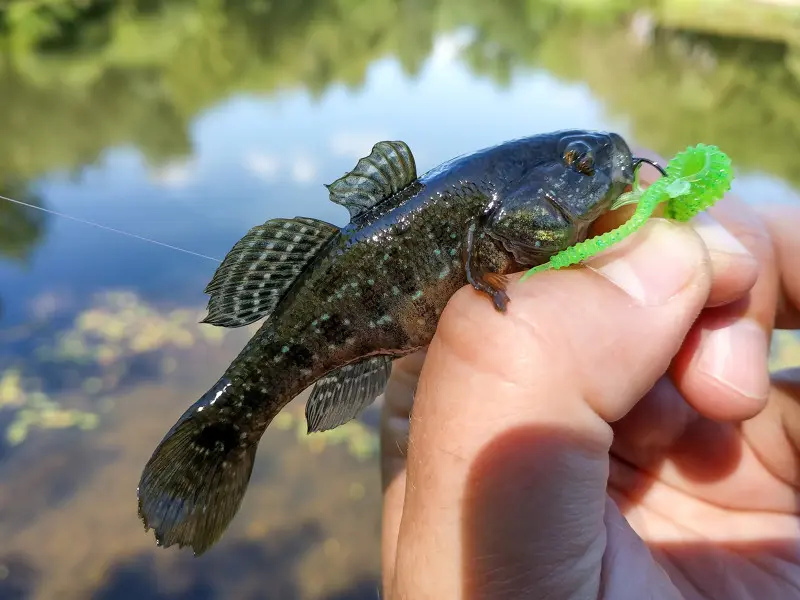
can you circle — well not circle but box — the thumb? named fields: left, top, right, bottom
left=390, top=219, right=713, bottom=598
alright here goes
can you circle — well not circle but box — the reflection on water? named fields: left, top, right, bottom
left=1, top=1, right=799, bottom=598
left=0, top=184, right=47, bottom=266
left=0, top=289, right=383, bottom=598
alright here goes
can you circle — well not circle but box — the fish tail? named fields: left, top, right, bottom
left=137, top=377, right=272, bottom=555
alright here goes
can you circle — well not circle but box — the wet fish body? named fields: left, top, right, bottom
left=137, top=130, right=636, bottom=554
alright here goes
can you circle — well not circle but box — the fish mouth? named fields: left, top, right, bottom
left=608, top=135, right=668, bottom=186
left=612, top=157, right=667, bottom=207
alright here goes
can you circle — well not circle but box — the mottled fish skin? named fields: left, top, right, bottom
left=137, top=130, right=636, bottom=555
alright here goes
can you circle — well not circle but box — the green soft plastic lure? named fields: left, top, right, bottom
left=520, top=143, right=733, bottom=281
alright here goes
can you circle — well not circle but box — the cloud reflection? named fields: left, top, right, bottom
left=147, top=160, right=197, bottom=189
left=329, top=131, right=391, bottom=159
left=243, top=150, right=281, bottom=181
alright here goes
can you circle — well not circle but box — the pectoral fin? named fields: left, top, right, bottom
left=464, top=221, right=511, bottom=312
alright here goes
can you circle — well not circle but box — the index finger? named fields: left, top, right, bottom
left=622, top=147, right=797, bottom=329
left=390, top=219, right=714, bottom=598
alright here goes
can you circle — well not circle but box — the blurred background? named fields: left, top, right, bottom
left=0, top=0, right=799, bottom=598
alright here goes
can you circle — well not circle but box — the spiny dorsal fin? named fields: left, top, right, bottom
left=305, top=355, right=393, bottom=433
left=325, top=141, right=417, bottom=220
left=202, top=216, right=338, bottom=328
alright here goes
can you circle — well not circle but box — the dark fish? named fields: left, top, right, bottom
left=137, top=130, right=636, bottom=554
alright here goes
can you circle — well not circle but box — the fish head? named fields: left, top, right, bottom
left=550, top=130, right=636, bottom=220
left=486, top=130, right=636, bottom=265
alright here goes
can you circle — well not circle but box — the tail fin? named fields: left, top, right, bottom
left=137, top=378, right=260, bottom=555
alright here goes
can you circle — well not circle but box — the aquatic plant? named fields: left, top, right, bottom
left=0, top=368, right=98, bottom=446
left=40, top=291, right=228, bottom=366
left=770, top=331, right=800, bottom=373
left=2, top=289, right=382, bottom=456
left=273, top=407, right=379, bottom=461
left=1, top=291, right=234, bottom=447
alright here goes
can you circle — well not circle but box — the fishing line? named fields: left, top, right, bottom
left=0, top=193, right=222, bottom=263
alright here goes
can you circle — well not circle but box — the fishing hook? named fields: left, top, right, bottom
left=632, top=156, right=668, bottom=177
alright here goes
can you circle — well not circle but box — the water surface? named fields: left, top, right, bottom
left=1, top=3, right=799, bottom=599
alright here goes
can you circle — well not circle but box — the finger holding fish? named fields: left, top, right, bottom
left=376, top=148, right=764, bottom=439
left=379, top=157, right=767, bottom=576
left=379, top=151, right=765, bottom=467
left=618, top=148, right=771, bottom=422
left=388, top=218, right=716, bottom=598
left=379, top=175, right=765, bottom=577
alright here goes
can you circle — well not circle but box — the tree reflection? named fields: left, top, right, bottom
left=534, top=24, right=800, bottom=186
left=0, top=182, right=46, bottom=263
left=0, top=0, right=797, bottom=201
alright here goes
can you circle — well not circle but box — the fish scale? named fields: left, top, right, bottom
left=137, top=130, right=637, bottom=555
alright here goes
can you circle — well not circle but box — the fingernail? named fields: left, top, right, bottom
left=587, top=219, right=701, bottom=305
left=692, top=213, right=753, bottom=257
left=696, top=318, right=770, bottom=400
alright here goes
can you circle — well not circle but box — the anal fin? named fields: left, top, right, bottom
left=202, top=216, right=339, bottom=328
left=305, top=356, right=393, bottom=433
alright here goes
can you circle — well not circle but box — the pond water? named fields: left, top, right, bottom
left=1, top=3, right=799, bottom=599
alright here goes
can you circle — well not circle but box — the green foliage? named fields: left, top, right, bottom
left=534, top=23, right=800, bottom=186
left=0, top=0, right=442, bottom=186
left=274, top=408, right=379, bottom=460
left=0, top=367, right=99, bottom=446
left=0, top=0, right=797, bottom=221
left=0, top=182, right=47, bottom=263
left=0, top=289, right=233, bottom=447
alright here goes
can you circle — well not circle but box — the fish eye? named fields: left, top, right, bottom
left=563, top=141, right=595, bottom=176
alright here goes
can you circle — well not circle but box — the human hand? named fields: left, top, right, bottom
left=379, top=157, right=800, bottom=599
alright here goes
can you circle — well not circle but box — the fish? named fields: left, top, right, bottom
left=137, top=129, right=637, bottom=555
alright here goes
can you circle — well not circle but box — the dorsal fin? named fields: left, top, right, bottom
left=325, top=141, right=417, bottom=220
left=201, top=216, right=338, bottom=328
